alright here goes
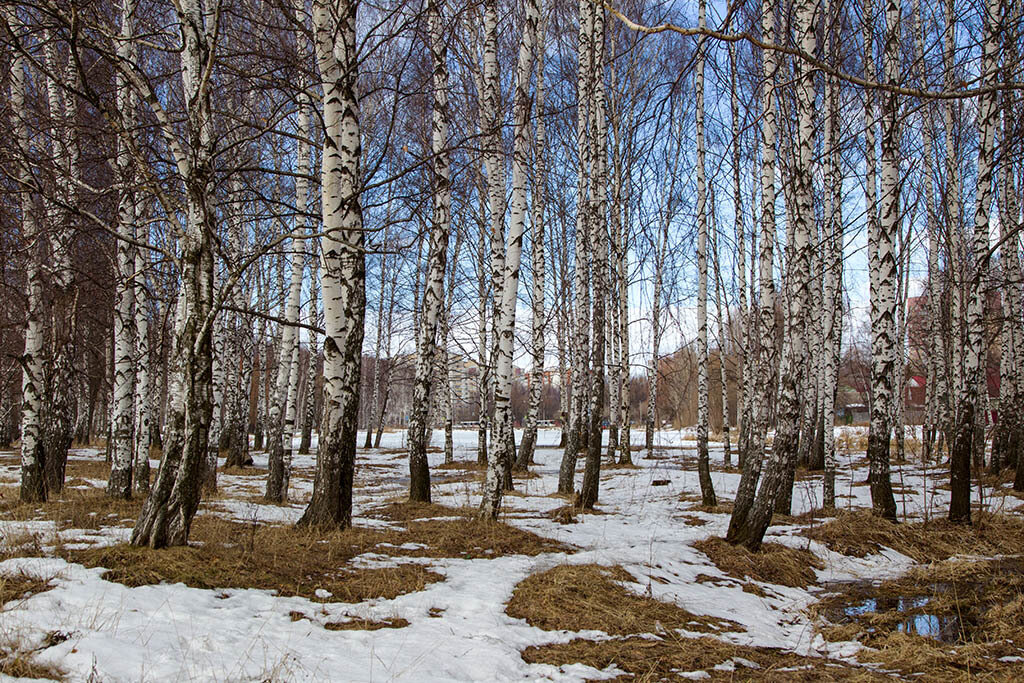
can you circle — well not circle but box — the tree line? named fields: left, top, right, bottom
left=1, top=0, right=1022, bottom=551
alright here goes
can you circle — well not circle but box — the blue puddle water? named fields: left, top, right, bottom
left=840, top=595, right=963, bottom=642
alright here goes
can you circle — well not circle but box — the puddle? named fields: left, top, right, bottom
left=829, top=592, right=965, bottom=642
left=819, top=556, right=1024, bottom=644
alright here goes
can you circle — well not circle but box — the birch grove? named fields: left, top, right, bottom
left=2, top=0, right=1022, bottom=555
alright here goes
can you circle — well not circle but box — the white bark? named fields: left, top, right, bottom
left=867, top=0, right=899, bottom=520
left=298, top=0, right=366, bottom=529
left=726, top=0, right=778, bottom=544
left=108, top=0, right=137, bottom=499
left=950, top=0, right=1000, bottom=522
left=8, top=7, right=47, bottom=502
left=482, top=0, right=540, bottom=518
left=266, top=93, right=311, bottom=502
left=695, top=0, right=715, bottom=506
left=409, top=0, right=452, bottom=502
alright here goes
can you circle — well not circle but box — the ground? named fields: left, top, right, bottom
left=2, top=428, right=1023, bottom=681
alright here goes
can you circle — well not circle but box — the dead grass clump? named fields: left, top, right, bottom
left=522, top=636, right=867, bottom=681
left=398, top=518, right=570, bottom=558
left=324, top=617, right=409, bottom=631
left=0, top=651, right=65, bottom=680
left=694, top=538, right=824, bottom=588
left=0, top=490, right=142, bottom=531
left=687, top=502, right=734, bottom=515
left=855, top=631, right=1024, bottom=679
left=0, top=571, right=53, bottom=607
left=365, top=501, right=473, bottom=522
left=804, top=509, right=1024, bottom=561
left=64, top=459, right=111, bottom=481
left=507, top=564, right=739, bottom=636
left=64, top=511, right=567, bottom=599
left=674, top=514, right=709, bottom=527
left=64, top=517, right=443, bottom=602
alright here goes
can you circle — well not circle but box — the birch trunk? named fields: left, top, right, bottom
left=714, top=229, right=731, bottom=468
left=298, top=0, right=366, bottom=530
left=998, top=25, right=1024, bottom=486
left=266, top=108, right=310, bottom=502
left=517, top=14, right=548, bottom=471
left=481, top=0, right=540, bottom=518
left=645, top=195, right=669, bottom=459
left=133, top=208, right=152, bottom=495
left=41, top=37, right=78, bottom=495
left=301, top=249, right=319, bottom=454
left=578, top=0, right=607, bottom=511
left=365, top=250, right=386, bottom=450
left=441, top=230, right=462, bottom=465
left=9, top=8, right=47, bottom=502
left=729, top=42, right=749, bottom=471
left=408, top=0, right=452, bottom=502
left=822, top=0, right=843, bottom=507
left=132, top=0, right=217, bottom=547
left=224, top=178, right=252, bottom=469
left=695, top=0, right=716, bottom=507
left=940, top=0, right=961, bottom=453
left=558, top=0, right=594, bottom=494
left=108, top=0, right=137, bottom=499
left=950, top=0, right=1000, bottom=523
left=867, top=0, right=899, bottom=521
left=726, top=0, right=777, bottom=543
left=476, top=168, right=489, bottom=465
left=735, top=0, right=816, bottom=546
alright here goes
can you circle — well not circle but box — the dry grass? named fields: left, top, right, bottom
left=63, top=459, right=111, bottom=481
left=814, top=555, right=1024, bottom=679
left=507, top=564, right=740, bottom=636
left=693, top=538, right=824, bottom=588
left=323, top=617, right=409, bottom=631
left=0, top=651, right=65, bottom=680
left=63, top=517, right=443, bottom=602
left=0, top=571, right=53, bottom=608
left=61, top=505, right=569, bottom=601
left=0, top=489, right=143, bottom=531
left=803, top=509, right=1024, bottom=561
left=522, top=636, right=877, bottom=681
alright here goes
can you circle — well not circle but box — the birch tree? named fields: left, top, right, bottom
left=481, top=0, right=540, bottom=518
left=108, top=0, right=138, bottom=499
left=726, top=0, right=778, bottom=543
left=516, top=13, right=549, bottom=470
left=867, top=0, right=899, bottom=521
left=266, top=135, right=309, bottom=503
left=132, top=0, right=219, bottom=548
left=8, top=8, right=47, bottom=503
left=407, top=0, right=452, bottom=503
left=949, top=0, right=1000, bottom=523
left=694, top=0, right=716, bottom=507
left=298, top=0, right=366, bottom=530
left=578, top=0, right=608, bottom=511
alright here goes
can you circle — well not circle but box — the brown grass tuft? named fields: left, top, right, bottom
left=324, top=617, right=409, bottom=631
left=63, top=517, right=442, bottom=602
left=62, top=510, right=569, bottom=600
left=803, top=509, right=1024, bottom=561
left=507, top=564, right=740, bottom=636
left=694, top=538, right=824, bottom=588
left=0, top=571, right=53, bottom=607
left=0, top=651, right=65, bottom=680
left=0, top=489, right=142, bottom=531
left=522, top=635, right=871, bottom=681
